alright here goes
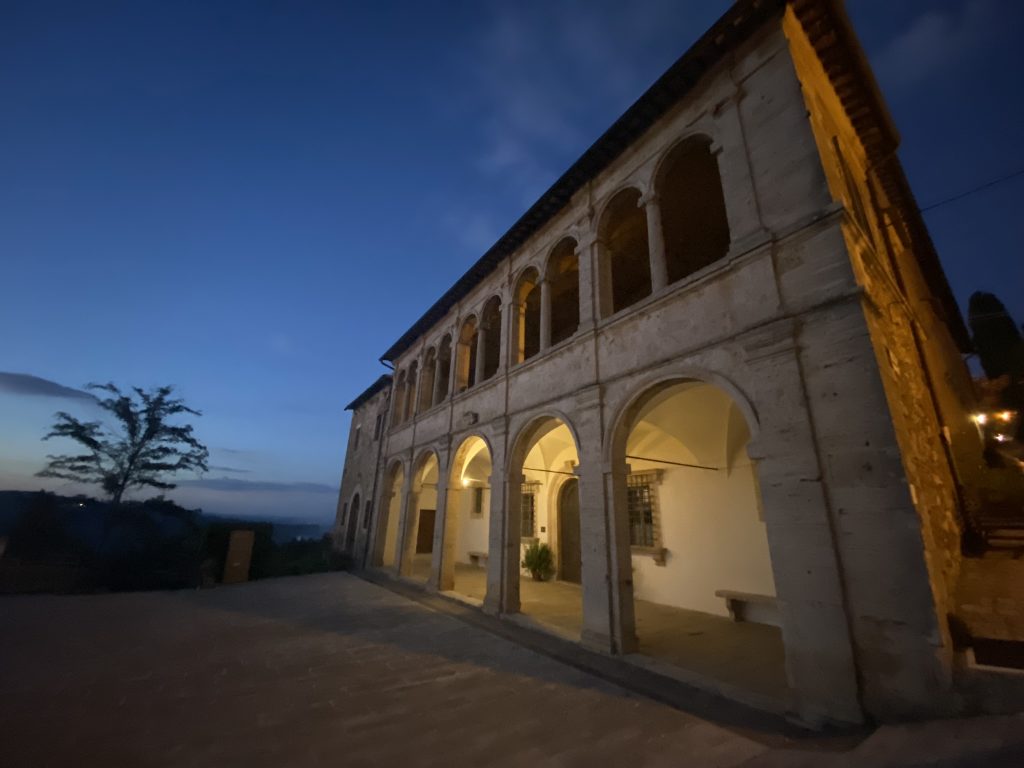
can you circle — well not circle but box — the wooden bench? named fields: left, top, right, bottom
left=715, top=590, right=779, bottom=626
left=467, top=551, right=488, bottom=568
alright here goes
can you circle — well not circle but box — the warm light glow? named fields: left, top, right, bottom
left=973, top=413, right=988, bottom=425
left=462, top=477, right=470, bottom=488
left=994, top=433, right=1010, bottom=443
left=998, top=411, right=1014, bottom=422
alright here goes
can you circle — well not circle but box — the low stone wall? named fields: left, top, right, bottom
left=956, top=557, right=1024, bottom=641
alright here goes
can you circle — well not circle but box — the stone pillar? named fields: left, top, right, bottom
left=740, top=318, right=862, bottom=726
left=712, top=93, right=769, bottom=255
left=475, top=325, right=488, bottom=385
left=640, top=192, right=668, bottom=293
left=428, top=475, right=450, bottom=591
left=436, top=484, right=459, bottom=591
left=575, top=388, right=637, bottom=653
left=575, top=237, right=597, bottom=331
left=539, top=279, right=552, bottom=350
left=497, top=295, right=510, bottom=372
left=488, top=467, right=520, bottom=615
left=394, top=485, right=414, bottom=577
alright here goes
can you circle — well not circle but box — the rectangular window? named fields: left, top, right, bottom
left=520, top=482, right=540, bottom=538
left=627, top=473, right=657, bottom=547
left=472, top=487, right=484, bottom=517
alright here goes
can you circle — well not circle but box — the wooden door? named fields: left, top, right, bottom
left=558, top=480, right=581, bottom=583
left=415, top=509, right=436, bottom=554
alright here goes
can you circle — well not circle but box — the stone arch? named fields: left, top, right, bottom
left=344, top=488, right=362, bottom=552
left=392, top=369, right=408, bottom=425
left=603, top=370, right=787, bottom=702
left=598, top=186, right=650, bottom=316
left=480, top=295, right=502, bottom=381
left=405, top=359, right=419, bottom=420
left=373, top=459, right=407, bottom=568
left=503, top=409, right=583, bottom=633
left=438, top=431, right=496, bottom=596
left=455, top=315, right=479, bottom=392
left=399, top=449, right=441, bottom=582
left=544, top=237, right=580, bottom=346
left=418, top=346, right=437, bottom=412
left=513, top=266, right=542, bottom=364
left=605, top=366, right=761, bottom=465
left=654, top=133, right=730, bottom=284
left=434, top=333, right=453, bottom=405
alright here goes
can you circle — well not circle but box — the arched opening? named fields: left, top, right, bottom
left=435, top=334, right=452, bottom=405
left=481, top=296, right=502, bottom=381
left=514, top=268, right=541, bottom=364
left=344, top=492, right=360, bottom=552
left=509, top=416, right=582, bottom=639
left=402, top=451, right=439, bottom=583
left=656, top=136, right=730, bottom=284
left=613, top=379, right=788, bottom=702
left=374, top=462, right=405, bottom=568
left=439, top=435, right=493, bottom=600
left=546, top=238, right=579, bottom=346
left=418, top=347, right=437, bottom=412
left=405, top=360, right=419, bottom=421
left=600, top=188, right=650, bottom=316
left=392, top=370, right=408, bottom=426
left=456, top=317, right=478, bottom=393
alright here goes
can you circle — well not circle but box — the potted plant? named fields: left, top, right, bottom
left=521, top=541, right=555, bottom=581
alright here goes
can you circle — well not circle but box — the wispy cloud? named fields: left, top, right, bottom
left=207, top=465, right=251, bottom=474
left=872, top=0, right=998, bottom=89
left=463, top=0, right=707, bottom=207
left=0, top=372, right=95, bottom=401
left=177, top=477, right=337, bottom=494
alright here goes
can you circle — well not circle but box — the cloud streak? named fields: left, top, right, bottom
left=0, top=373, right=95, bottom=401
left=177, top=476, right=337, bottom=494
left=872, top=0, right=997, bottom=89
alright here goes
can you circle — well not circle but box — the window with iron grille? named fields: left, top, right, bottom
left=521, top=481, right=540, bottom=538
left=472, top=487, right=485, bottom=517
left=627, top=473, right=658, bottom=547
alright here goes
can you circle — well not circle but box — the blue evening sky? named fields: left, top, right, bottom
left=2, top=1, right=1022, bottom=524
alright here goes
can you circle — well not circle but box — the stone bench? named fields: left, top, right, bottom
left=467, top=551, right=488, bottom=568
left=715, top=590, right=779, bottom=626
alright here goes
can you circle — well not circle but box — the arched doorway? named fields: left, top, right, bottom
left=557, top=479, right=580, bottom=584
left=400, top=452, right=439, bottom=583
left=439, top=435, right=492, bottom=601
left=508, top=416, right=583, bottom=639
left=374, top=463, right=405, bottom=568
left=612, top=378, right=789, bottom=704
left=344, top=492, right=360, bottom=553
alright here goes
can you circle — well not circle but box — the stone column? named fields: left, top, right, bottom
left=487, top=468, right=520, bottom=615
left=575, top=388, right=637, bottom=653
left=539, top=279, right=552, bottom=350
left=475, top=325, right=488, bottom=384
left=497, top=295, right=510, bottom=372
left=436, top=484, right=459, bottom=591
left=394, top=485, right=414, bottom=577
left=428, top=475, right=450, bottom=591
left=640, top=192, right=668, bottom=293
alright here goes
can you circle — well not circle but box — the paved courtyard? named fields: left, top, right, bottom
left=1, top=572, right=1023, bottom=767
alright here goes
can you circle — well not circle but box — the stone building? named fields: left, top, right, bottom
left=335, top=0, right=1019, bottom=727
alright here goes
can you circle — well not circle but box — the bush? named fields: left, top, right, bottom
left=521, top=541, right=555, bottom=581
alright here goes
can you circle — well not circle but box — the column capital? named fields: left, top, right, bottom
left=638, top=190, right=659, bottom=208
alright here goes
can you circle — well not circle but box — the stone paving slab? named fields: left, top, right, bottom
left=0, top=572, right=1022, bottom=767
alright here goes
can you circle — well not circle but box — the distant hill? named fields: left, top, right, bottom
left=0, top=491, right=330, bottom=544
